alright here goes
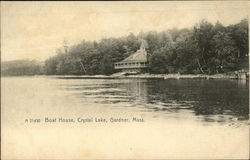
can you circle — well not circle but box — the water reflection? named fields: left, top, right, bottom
left=57, top=77, right=249, bottom=123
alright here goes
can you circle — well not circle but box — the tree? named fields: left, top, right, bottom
left=193, top=20, right=216, bottom=73
left=228, top=18, right=248, bottom=58
left=212, top=32, right=238, bottom=73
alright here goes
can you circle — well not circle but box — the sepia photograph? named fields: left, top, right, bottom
left=1, top=1, right=249, bottom=159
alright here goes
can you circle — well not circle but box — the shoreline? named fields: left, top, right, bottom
left=50, top=73, right=243, bottom=80
left=125, top=73, right=238, bottom=79
left=2, top=72, right=248, bottom=80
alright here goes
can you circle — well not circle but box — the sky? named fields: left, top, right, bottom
left=1, top=1, right=249, bottom=61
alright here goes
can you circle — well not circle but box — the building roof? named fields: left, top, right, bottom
left=116, top=42, right=147, bottom=63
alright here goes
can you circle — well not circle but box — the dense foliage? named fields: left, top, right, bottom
left=3, top=19, right=248, bottom=76
left=44, top=19, right=249, bottom=75
left=1, top=60, right=43, bottom=76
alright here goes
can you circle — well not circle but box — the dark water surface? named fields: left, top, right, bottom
left=57, top=77, right=249, bottom=124
left=2, top=76, right=249, bottom=159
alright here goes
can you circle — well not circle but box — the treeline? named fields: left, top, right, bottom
left=2, top=19, right=248, bottom=76
left=1, top=60, right=43, bottom=76
left=149, top=19, right=249, bottom=74
left=44, top=19, right=248, bottom=75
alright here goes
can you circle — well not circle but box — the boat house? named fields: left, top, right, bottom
left=114, top=42, right=148, bottom=73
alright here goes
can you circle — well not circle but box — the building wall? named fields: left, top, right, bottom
left=114, top=61, right=147, bottom=69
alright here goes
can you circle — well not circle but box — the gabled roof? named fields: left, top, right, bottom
left=121, top=47, right=147, bottom=62
left=116, top=41, right=148, bottom=63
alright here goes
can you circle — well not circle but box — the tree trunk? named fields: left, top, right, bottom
left=196, top=58, right=205, bottom=74
left=78, top=60, right=86, bottom=73
left=201, top=48, right=206, bottom=64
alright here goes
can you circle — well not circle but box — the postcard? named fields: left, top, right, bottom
left=1, top=1, right=249, bottom=159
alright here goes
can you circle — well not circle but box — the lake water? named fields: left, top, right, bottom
left=1, top=76, right=249, bottom=159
